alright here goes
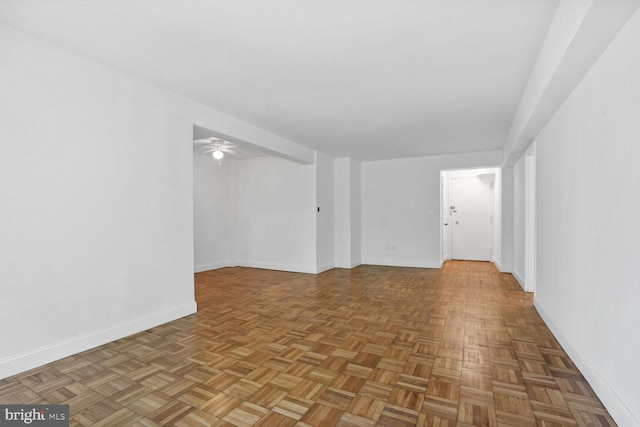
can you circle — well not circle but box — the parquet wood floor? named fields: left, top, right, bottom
left=0, top=261, right=616, bottom=426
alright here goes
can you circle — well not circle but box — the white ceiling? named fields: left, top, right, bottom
left=0, top=0, right=560, bottom=161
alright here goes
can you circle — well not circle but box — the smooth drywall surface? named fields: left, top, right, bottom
left=498, top=167, right=514, bottom=273
left=441, top=174, right=451, bottom=262
left=512, top=155, right=526, bottom=286
left=193, top=154, right=236, bottom=272
left=361, top=151, right=501, bottom=268
left=350, top=159, right=362, bottom=266
left=315, top=152, right=335, bottom=272
left=491, top=168, right=503, bottom=268
left=235, top=156, right=316, bottom=273
left=334, top=158, right=362, bottom=269
left=534, top=8, right=640, bottom=425
left=0, top=25, right=196, bottom=377
left=334, top=158, right=351, bottom=267
left=0, top=24, right=316, bottom=379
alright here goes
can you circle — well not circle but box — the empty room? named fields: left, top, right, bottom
left=1, top=1, right=639, bottom=426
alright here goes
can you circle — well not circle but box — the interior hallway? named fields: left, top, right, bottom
left=0, top=262, right=613, bottom=426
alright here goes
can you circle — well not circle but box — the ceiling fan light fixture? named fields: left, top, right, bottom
left=212, top=149, right=224, bottom=160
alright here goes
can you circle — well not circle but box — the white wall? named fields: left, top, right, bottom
left=315, top=153, right=334, bottom=272
left=350, top=159, right=362, bottom=266
left=491, top=168, right=503, bottom=267
left=194, top=152, right=336, bottom=275
left=334, top=158, right=350, bottom=267
left=234, top=156, right=317, bottom=273
left=193, top=154, right=236, bottom=272
left=533, top=8, right=640, bottom=425
left=193, top=124, right=342, bottom=276
left=361, top=151, right=502, bottom=268
left=334, top=158, right=362, bottom=269
left=441, top=174, right=451, bottom=262
left=511, top=155, right=526, bottom=286
left=0, top=25, right=196, bottom=378
left=0, top=24, right=314, bottom=379
left=495, top=167, right=514, bottom=273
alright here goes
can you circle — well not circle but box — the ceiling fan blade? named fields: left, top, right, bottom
left=201, top=144, right=230, bottom=152
left=193, top=137, right=223, bottom=145
left=194, top=146, right=215, bottom=154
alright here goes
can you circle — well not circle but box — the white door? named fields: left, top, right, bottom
left=450, top=175, right=493, bottom=261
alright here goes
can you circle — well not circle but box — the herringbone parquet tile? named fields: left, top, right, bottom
left=0, top=262, right=617, bottom=426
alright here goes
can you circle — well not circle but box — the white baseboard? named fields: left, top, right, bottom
left=315, top=263, right=335, bottom=274
left=0, top=302, right=197, bottom=380
left=512, top=270, right=525, bottom=290
left=194, top=260, right=234, bottom=273
left=236, top=260, right=318, bottom=274
left=362, top=258, right=442, bottom=269
left=491, top=256, right=515, bottom=274
left=535, top=301, right=638, bottom=426
left=334, top=259, right=362, bottom=269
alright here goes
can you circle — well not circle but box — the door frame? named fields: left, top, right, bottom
left=440, top=168, right=498, bottom=265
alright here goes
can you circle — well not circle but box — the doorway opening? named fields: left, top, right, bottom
left=192, top=124, right=270, bottom=274
left=441, top=168, right=500, bottom=264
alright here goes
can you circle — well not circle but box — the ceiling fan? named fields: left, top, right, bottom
left=193, top=137, right=237, bottom=164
